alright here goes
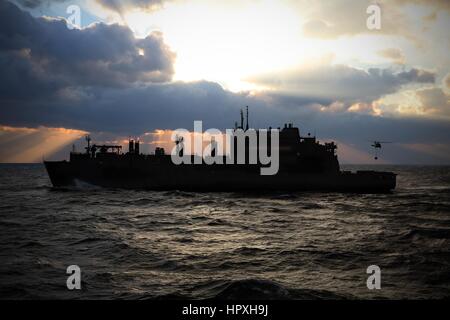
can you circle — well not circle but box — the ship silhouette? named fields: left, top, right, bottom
left=44, top=109, right=396, bottom=192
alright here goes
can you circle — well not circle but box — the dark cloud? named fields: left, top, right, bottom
left=0, top=0, right=175, bottom=100
left=0, top=80, right=253, bottom=134
left=248, top=65, right=435, bottom=105
left=14, top=0, right=167, bottom=12
left=397, top=68, right=434, bottom=83
left=13, top=0, right=67, bottom=9
left=2, top=75, right=450, bottom=149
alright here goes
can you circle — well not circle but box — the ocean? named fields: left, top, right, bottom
left=0, top=164, right=449, bottom=299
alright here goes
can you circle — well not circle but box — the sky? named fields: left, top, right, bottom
left=0, top=0, right=450, bottom=163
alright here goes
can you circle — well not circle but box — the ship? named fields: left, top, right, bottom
left=44, top=109, right=396, bottom=192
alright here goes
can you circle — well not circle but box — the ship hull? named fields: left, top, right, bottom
left=44, top=159, right=396, bottom=193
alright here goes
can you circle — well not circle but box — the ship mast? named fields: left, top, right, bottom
left=240, top=109, right=244, bottom=129
left=85, top=135, right=91, bottom=154
left=245, top=106, right=249, bottom=131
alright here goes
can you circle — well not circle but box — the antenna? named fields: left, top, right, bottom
left=85, top=135, right=91, bottom=153
left=240, top=109, right=244, bottom=129
left=245, top=106, right=249, bottom=131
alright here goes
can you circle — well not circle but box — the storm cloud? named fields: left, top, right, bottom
left=0, top=0, right=175, bottom=100
left=13, top=0, right=67, bottom=8
left=14, top=0, right=169, bottom=12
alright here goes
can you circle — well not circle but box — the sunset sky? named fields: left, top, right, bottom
left=1, top=0, right=450, bottom=163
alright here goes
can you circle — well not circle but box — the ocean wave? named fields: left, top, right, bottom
left=146, top=279, right=351, bottom=300
left=232, top=246, right=267, bottom=255
left=400, top=227, right=450, bottom=240
left=19, top=241, right=46, bottom=248
left=209, top=279, right=350, bottom=300
left=70, top=237, right=106, bottom=245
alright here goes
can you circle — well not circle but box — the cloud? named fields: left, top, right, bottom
left=378, top=48, right=406, bottom=65
left=2, top=74, right=449, bottom=145
left=13, top=0, right=68, bottom=9
left=14, top=0, right=168, bottom=12
left=301, top=0, right=409, bottom=39
left=0, top=3, right=439, bottom=140
left=248, top=65, right=435, bottom=106
left=416, top=87, right=450, bottom=116
left=444, top=73, right=450, bottom=91
left=394, top=0, right=450, bottom=12
left=0, top=80, right=258, bottom=134
left=96, top=0, right=168, bottom=13
left=347, top=102, right=381, bottom=116
left=0, top=0, right=175, bottom=100
left=301, top=0, right=450, bottom=41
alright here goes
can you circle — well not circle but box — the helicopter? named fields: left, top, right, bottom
left=370, top=140, right=392, bottom=160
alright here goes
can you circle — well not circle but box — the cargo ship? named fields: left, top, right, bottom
left=44, top=110, right=396, bottom=192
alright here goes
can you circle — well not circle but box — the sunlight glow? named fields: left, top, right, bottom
left=125, top=10, right=156, bottom=38
left=124, top=0, right=317, bottom=92
left=0, top=126, right=87, bottom=163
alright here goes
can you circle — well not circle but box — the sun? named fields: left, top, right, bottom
left=124, top=0, right=311, bottom=92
